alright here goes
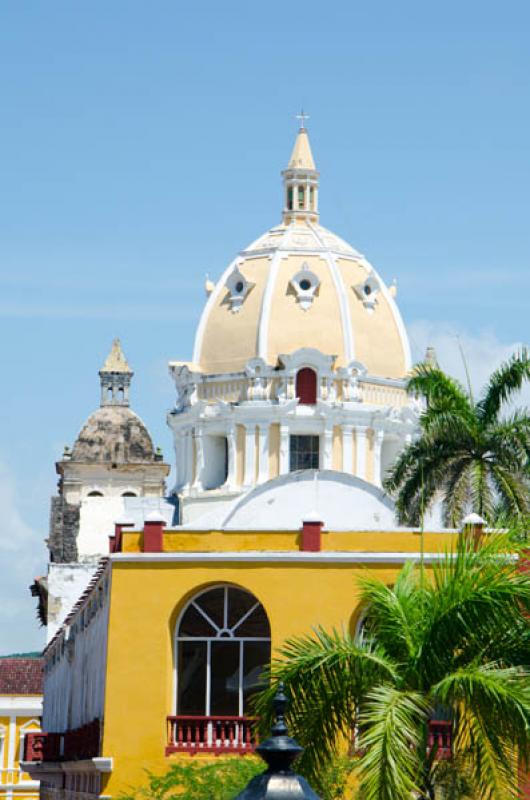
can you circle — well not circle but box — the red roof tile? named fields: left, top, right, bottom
left=0, top=658, right=43, bottom=695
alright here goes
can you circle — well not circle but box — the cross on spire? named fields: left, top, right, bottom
left=296, top=109, right=309, bottom=130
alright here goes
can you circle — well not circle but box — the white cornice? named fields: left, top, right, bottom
left=111, top=551, right=451, bottom=564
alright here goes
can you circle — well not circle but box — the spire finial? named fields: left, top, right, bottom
left=296, top=109, right=310, bottom=130
left=282, top=114, right=319, bottom=224
left=99, top=339, right=133, bottom=407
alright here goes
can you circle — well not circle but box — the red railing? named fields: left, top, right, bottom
left=24, top=732, right=62, bottom=762
left=427, top=720, right=452, bottom=759
left=166, top=716, right=257, bottom=754
left=24, top=720, right=101, bottom=763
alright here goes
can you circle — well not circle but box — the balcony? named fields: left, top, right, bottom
left=427, top=720, right=452, bottom=760
left=166, top=716, right=257, bottom=755
left=24, top=720, right=101, bottom=763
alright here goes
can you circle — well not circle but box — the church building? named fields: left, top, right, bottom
left=23, top=123, right=488, bottom=798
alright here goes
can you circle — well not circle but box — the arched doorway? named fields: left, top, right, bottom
left=295, top=368, right=317, bottom=404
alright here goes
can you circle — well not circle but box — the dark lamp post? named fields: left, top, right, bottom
left=234, top=684, right=322, bottom=799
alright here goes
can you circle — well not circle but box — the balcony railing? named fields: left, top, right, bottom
left=0, top=768, right=38, bottom=786
left=427, top=720, right=452, bottom=759
left=166, top=716, right=257, bottom=754
left=24, top=720, right=101, bottom=763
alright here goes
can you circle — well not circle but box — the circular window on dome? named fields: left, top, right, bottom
left=225, top=268, right=255, bottom=313
left=364, top=285, right=372, bottom=295
left=289, top=266, right=320, bottom=311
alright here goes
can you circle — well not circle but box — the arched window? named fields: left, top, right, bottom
left=296, top=367, right=317, bottom=404
left=298, top=186, right=305, bottom=208
left=202, top=436, right=228, bottom=490
left=122, top=491, right=137, bottom=497
left=87, top=491, right=103, bottom=498
left=176, top=586, right=270, bottom=718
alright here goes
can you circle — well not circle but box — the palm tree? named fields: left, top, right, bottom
left=254, top=534, right=530, bottom=800
left=384, top=350, right=530, bottom=527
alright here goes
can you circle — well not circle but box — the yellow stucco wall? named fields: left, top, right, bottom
left=336, top=258, right=407, bottom=379
left=102, top=529, right=457, bottom=796
left=0, top=710, right=40, bottom=800
left=122, top=528, right=453, bottom=554
left=267, top=255, right=345, bottom=366
left=199, top=257, right=270, bottom=373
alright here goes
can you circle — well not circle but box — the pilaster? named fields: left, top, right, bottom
left=279, top=424, right=289, bottom=475
left=192, top=426, right=204, bottom=490
left=257, top=425, right=269, bottom=483
left=226, top=424, right=237, bottom=489
left=244, top=424, right=256, bottom=486
left=322, top=427, right=333, bottom=470
left=373, top=429, right=385, bottom=487
left=355, top=425, right=368, bottom=480
left=341, top=425, right=354, bottom=474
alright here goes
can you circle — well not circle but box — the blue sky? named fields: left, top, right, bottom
left=1, top=0, right=530, bottom=651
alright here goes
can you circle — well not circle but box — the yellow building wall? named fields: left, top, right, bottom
left=0, top=710, right=40, bottom=800
left=101, top=532, right=456, bottom=796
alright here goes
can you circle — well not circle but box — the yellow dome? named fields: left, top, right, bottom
left=192, top=130, right=411, bottom=380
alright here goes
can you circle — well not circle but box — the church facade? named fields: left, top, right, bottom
left=23, top=124, right=510, bottom=798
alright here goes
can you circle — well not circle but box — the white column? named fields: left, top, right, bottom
left=279, top=424, right=289, bottom=475
left=244, top=424, right=256, bottom=486
left=355, top=425, right=368, bottom=480
left=185, top=429, right=193, bottom=488
left=7, top=715, right=16, bottom=770
left=257, top=424, right=269, bottom=483
left=322, top=427, right=333, bottom=470
left=373, top=429, right=385, bottom=487
left=342, top=425, right=353, bottom=474
left=226, top=424, right=237, bottom=489
left=314, top=186, right=319, bottom=213
left=192, top=426, right=204, bottom=490
left=305, top=180, right=310, bottom=210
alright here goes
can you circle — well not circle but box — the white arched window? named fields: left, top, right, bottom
left=175, top=585, right=271, bottom=718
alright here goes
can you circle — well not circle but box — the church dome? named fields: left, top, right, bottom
left=192, top=127, right=411, bottom=379
left=69, top=340, right=158, bottom=465
left=71, top=406, right=156, bottom=464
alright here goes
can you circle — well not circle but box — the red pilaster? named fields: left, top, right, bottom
left=143, top=514, right=166, bottom=552
left=110, top=518, right=135, bottom=553
left=301, top=520, right=323, bottom=552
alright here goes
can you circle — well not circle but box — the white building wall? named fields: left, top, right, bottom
left=43, top=570, right=110, bottom=734
left=46, top=564, right=98, bottom=643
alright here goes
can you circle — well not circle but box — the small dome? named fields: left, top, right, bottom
left=71, top=406, right=156, bottom=464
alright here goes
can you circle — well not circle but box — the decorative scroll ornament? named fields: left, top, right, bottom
left=353, top=274, right=380, bottom=311
left=289, top=263, right=320, bottom=311
left=225, top=266, right=255, bottom=313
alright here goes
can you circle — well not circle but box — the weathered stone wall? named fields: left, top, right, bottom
left=49, top=496, right=80, bottom=563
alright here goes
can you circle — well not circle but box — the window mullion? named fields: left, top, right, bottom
left=206, top=640, right=211, bottom=717
left=239, top=640, right=244, bottom=717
